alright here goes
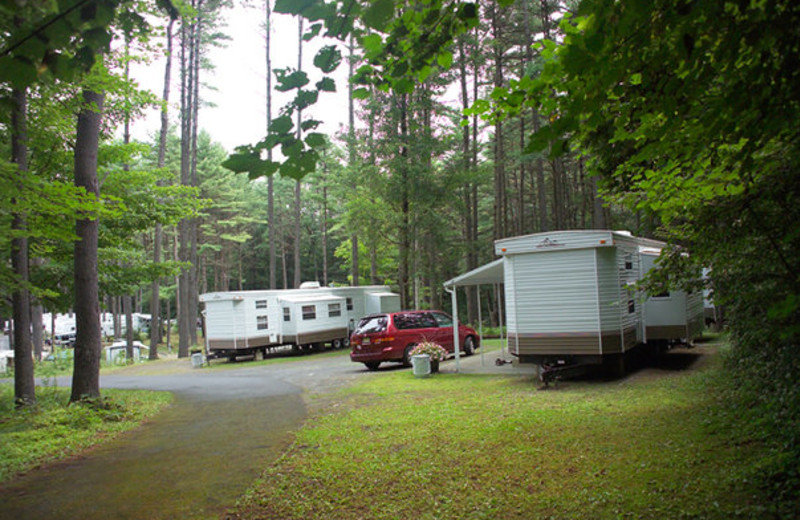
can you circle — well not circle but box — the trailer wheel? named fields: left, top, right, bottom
left=332, top=338, right=342, bottom=349
left=342, top=337, right=350, bottom=348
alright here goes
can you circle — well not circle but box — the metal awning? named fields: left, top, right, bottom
left=443, top=259, right=504, bottom=288
left=443, top=258, right=507, bottom=372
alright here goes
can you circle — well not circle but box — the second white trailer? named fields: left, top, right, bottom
left=200, top=285, right=400, bottom=359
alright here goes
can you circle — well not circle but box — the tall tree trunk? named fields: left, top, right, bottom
left=178, top=9, right=195, bottom=358
left=491, top=4, right=507, bottom=241
left=11, top=86, right=34, bottom=407
left=398, top=93, right=411, bottom=309
left=123, top=37, right=135, bottom=363
left=266, top=0, right=276, bottom=289
left=151, top=18, right=174, bottom=359
left=31, top=294, right=43, bottom=362
left=459, top=39, right=477, bottom=323
left=591, top=171, right=606, bottom=229
left=293, top=16, right=303, bottom=288
left=189, top=2, right=202, bottom=347
left=348, top=36, right=359, bottom=287
left=71, top=88, right=104, bottom=402
left=124, top=295, right=134, bottom=361
left=321, top=166, right=328, bottom=286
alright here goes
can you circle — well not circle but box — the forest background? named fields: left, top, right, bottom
left=2, top=0, right=799, bottom=500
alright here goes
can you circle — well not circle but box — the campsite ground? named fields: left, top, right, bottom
left=2, top=338, right=782, bottom=519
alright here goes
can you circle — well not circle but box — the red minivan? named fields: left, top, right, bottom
left=350, top=310, right=479, bottom=371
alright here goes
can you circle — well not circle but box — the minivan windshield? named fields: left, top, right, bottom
left=355, top=315, right=388, bottom=334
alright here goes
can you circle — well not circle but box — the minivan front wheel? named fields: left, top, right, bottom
left=403, top=345, right=415, bottom=367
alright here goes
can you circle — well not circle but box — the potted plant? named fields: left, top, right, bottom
left=410, top=342, right=448, bottom=373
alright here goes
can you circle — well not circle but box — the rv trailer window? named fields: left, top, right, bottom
left=328, top=303, right=341, bottom=317
left=346, top=297, right=353, bottom=311
left=302, top=305, right=316, bottom=320
left=628, top=300, right=636, bottom=314
left=255, top=300, right=268, bottom=309
left=624, top=254, right=633, bottom=270
left=283, top=308, right=291, bottom=322
left=257, top=315, right=269, bottom=330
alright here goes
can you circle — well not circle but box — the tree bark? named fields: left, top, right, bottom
left=150, top=17, right=174, bottom=359
left=266, top=0, right=276, bottom=289
left=11, top=86, right=35, bottom=407
left=71, top=88, right=104, bottom=402
left=348, top=34, right=359, bottom=287
left=398, top=93, right=411, bottom=309
left=293, top=16, right=303, bottom=288
left=178, top=8, right=196, bottom=357
left=491, top=4, right=507, bottom=241
left=31, top=298, right=43, bottom=362
left=189, top=2, right=203, bottom=347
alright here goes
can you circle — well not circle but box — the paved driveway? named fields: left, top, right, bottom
left=0, top=347, right=528, bottom=520
left=0, top=352, right=368, bottom=520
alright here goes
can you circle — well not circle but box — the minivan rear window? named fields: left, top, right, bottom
left=355, top=315, right=388, bottom=334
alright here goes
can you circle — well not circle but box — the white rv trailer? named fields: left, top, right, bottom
left=444, top=230, right=703, bottom=378
left=199, top=285, right=400, bottom=359
left=639, top=248, right=704, bottom=343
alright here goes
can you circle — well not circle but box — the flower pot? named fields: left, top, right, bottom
left=412, top=354, right=431, bottom=377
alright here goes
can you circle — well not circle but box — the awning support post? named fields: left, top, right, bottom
left=477, top=285, right=484, bottom=366
left=446, top=285, right=460, bottom=373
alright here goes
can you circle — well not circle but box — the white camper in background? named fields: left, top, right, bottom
left=639, top=248, right=704, bottom=343
left=199, top=285, right=400, bottom=360
left=444, top=230, right=704, bottom=380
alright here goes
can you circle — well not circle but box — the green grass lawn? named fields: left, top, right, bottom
left=0, top=385, right=172, bottom=483
left=230, top=348, right=782, bottom=519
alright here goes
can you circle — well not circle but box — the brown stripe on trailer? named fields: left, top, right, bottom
left=509, top=326, right=637, bottom=356
left=208, top=335, right=273, bottom=350
left=284, top=327, right=350, bottom=345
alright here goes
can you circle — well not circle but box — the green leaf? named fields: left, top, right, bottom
left=436, top=51, right=453, bottom=69
left=274, top=69, right=309, bottom=92
left=293, top=89, right=319, bottom=111
left=352, top=87, right=370, bottom=100
left=305, top=132, right=326, bottom=148
left=301, top=119, right=321, bottom=131
left=316, top=77, right=336, bottom=92
left=269, top=115, right=293, bottom=135
left=363, top=0, right=394, bottom=31
left=313, top=46, right=341, bottom=73
left=0, top=56, right=38, bottom=87
left=394, top=77, right=414, bottom=94
left=303, top=23, right=322, bottom=41
left=274, top=0, right=319, bottom=15
left=361, top=34, right=383, bottom=55
left=458, top=3, right=478, bottom=22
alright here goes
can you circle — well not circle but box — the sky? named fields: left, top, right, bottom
left=129, top=3, right=351, bottom=153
